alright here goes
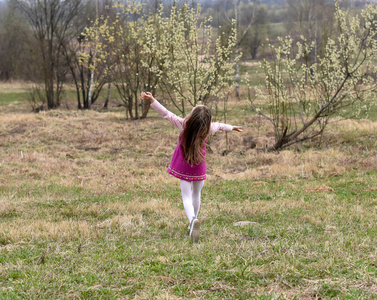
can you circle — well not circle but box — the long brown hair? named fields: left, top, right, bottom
left=181, top=105, right=212, bottom=166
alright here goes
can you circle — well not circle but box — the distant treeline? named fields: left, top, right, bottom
left=0, top=0, right=368, bottom=82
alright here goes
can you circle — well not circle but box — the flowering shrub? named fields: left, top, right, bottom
left=249, top=1, right=377, bottom=151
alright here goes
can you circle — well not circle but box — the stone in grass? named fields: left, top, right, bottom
left=233, top=221, right=259, bottom=227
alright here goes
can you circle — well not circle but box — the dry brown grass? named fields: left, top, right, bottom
left=0, top=81, right=34, bottom=93
left=2, top=219, right=93, bottom=243
left=1, top=100, right=376, bottom=195
left=0, top=197, right=17, bottom=217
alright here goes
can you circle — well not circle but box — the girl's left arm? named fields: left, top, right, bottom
left=210, top=123, right=243, bottom=134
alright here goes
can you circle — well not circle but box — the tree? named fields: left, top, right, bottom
left=216, top=0, right=268, bottom=96
left=83, top=0, right=160, bottom=119
left=0, top=1, right=34, bottom=80
left=85, top=1, right=238, bottom=119
left=248, top=5, right=268, bottom=59
left=61, top=1, right=111, bottom=109
left=286, top=0, right=335, bottom=62
left=249, top=1, right=377, bottom=151
left=145, top=3, right=238, bottom=116
left=14, top=0, right=83, bottom=109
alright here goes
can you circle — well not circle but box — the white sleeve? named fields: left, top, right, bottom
left=150, top=100, right=185, bottom=132
left=210, top=122, right=233, bottom=134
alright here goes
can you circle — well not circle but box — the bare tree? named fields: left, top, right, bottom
left=222, top=0, right=262, bottom=97
left=247, top=6, right=268, bottom=59
left=286, top=0, right=335, bottom=63
left=0, top=1, right=34, bottom=80
left=14, top=0, right=83, bottom=109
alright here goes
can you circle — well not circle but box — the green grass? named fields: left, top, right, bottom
left=360, top=102, right=377, bottom=121
left=0, top=92, right=29, bottom=106
left=1, top=172, right=377, bottom=298
left=0, top=85, right=122, bottom=112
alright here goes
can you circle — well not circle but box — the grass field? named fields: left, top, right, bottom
left=0, top=82, right=377, bottom=299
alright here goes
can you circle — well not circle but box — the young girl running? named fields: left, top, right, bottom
left=141, top=92, right=243, bottom=242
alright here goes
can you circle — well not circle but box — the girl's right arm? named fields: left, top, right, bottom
left=141, top=92, right=184, bottom=131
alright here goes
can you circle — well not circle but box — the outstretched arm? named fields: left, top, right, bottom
left=141, top=92, right=184, bottom=131
left=210, top=122, right=243, bottom=134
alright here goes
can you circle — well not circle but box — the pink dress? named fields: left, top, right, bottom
left=151, top=100, right=233, bottom=181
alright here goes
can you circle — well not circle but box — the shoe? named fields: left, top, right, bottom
left=188, top=217, right=194, bottom=232
left=189, top=217, right=200, bottom=243
left=188, top=215, right=198, bottom=230
left=188, top=217, right=195, bottom=232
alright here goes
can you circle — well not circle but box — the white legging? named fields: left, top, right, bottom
left=180, top=179, right=204, bottom=221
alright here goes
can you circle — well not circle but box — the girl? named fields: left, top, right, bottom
left=141, top=92, right=243, bottom=242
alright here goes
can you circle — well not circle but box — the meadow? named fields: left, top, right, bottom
left=0, top=82, right=377, bottom=299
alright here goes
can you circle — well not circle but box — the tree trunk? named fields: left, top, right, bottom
left=87, top=0, right=99, bottom=110
left=235, top=60, right=240, bottom=98
left=87, top=64, right=95, bottom=109
left=103, top=82, right=111, bottom=109
left=128, top=96, right=134, bottom=119
left=141, top=99, right=150, bottom=118
left=80, top=64, right=86, bottom=109
left=134, top=93, right=138, bottom=119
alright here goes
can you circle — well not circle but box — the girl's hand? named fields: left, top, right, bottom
left=232, top=126, right=243, bottom=132
left=141, top=92, right=155, bottom=103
